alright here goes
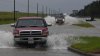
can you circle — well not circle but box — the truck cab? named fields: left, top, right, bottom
left=12, top=17, right=49, bottom=46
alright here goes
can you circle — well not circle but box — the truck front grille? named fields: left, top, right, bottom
left=20, top=31, right=42, bottom=36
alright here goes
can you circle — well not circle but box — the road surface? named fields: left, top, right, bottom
left=0, top=17, right=100, bottom=56
left=0, top=24, right=82, bottom=56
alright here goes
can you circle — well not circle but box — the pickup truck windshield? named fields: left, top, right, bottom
left=16, top=19, right=47, bottom=28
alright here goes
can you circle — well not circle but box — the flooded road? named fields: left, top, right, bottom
left=0, top=16, right=100, bottom=56
left=0, top=49, right=81, bottom=56
left=0, top=24, right=81, bottom=56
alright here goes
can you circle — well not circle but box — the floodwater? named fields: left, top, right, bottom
left=0, top=15, right=79, bottom=48
left=1, top=15, right=99, bottom=56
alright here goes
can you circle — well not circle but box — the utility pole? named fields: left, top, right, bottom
left=42, top=5, right=44, bottom=18
left=14, top=0, right=16, bottom=21
left=51, top=9, right=53, bottom=16
left=53, top=10, right=55, bottom=15
left=28, top=0, right=29, bottom=16
left=37, top=3, right=39, bottom=17
left=46, top=6, right=48, bottom=16
left=49, top=8, right=50, bottom=15
left=59, top=8, right=61, bottom=14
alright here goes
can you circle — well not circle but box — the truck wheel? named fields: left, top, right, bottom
left=14, top=41, right=20, bottom=47
left=41, top=40, right=47, bottom=47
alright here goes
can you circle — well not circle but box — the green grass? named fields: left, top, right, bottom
left=0, top=19, right=14, bottom=25
left=0, top=12, right=46, bottom=25
left=73, top=21, right=94, bottom=28
left=71, top=36, right=100, bottom=53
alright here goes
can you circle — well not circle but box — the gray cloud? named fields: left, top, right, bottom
left=0, top=0, right=95, bottom=14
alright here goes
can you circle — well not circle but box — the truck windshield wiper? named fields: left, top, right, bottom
left=29, top=26, right=40, bottom=27
left=17, top=26, right=43, bottom=28
left=17, top=26, right=27, bottom=28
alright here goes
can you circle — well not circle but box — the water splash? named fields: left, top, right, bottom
left=44, top=15, right=80, bottom=25
left=44, top=16, right=56, bottom=25
left=47, top=33, right=74, bottom=49
left=65, top=15, right=80, bottom=25
left=0, top=31, right=14, bottom=48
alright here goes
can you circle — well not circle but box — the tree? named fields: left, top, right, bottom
left=74, top=1, right=100, bottom=19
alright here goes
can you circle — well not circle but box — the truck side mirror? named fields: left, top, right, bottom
left=11, top=24, right=15, bottom=27
left=47, top=23, right=52, bottom=26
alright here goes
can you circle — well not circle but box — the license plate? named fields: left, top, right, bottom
left=28, top=41, right=34, bottom=44
left=28, top=38, right=34, bottom=44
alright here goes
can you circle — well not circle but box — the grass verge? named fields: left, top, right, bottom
left=73, top=21, right=94, bottom=28
left=0, top=12, right=46, bottom=25
left=0, top=19, right=14, bottom=25
left=71, top=36, right=100, bottom=53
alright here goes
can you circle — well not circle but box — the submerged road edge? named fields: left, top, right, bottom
left=68, top=47, right=94, bottom=56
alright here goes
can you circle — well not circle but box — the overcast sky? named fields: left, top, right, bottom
left=0, top=0, right=95, bottom=14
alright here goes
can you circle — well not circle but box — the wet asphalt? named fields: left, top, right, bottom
left=0, top=18, right=100, bottom=56
left=0, top=24, right=82, bottom=56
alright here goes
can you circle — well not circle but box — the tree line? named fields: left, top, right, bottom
left=71, top=1, right=100, bottom=18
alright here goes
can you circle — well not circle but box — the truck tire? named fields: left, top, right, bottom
left=14, top=41, right=19, bottom=47
left=41, top=40, right=47, bottom=47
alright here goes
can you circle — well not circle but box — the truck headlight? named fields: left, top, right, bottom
left=13, top=30, right=19, bottom=36
left=42, top=30, right=48, bottom=36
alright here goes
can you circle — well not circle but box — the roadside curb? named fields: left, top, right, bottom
left=68, top=47, right=94, bottom=56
